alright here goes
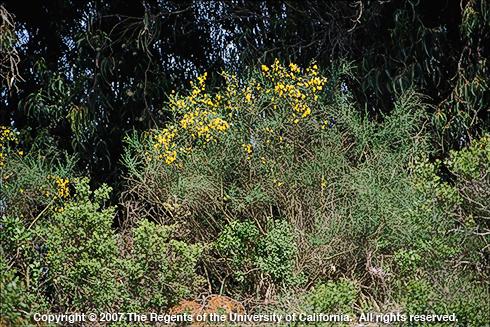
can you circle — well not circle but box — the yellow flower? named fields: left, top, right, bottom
left=153, top=61, right=328, bottom=166
left=209, top=118, right=230, bottom=132
left=164, top=150, right=177, bottom=165
left=242, top=143, right=253, bottom=155
left=55, top=177, right=70, bottom=198
left=302, top=106, right=311, bottom=118
left=197, top=72, right=208, bottom=88
left=321, top=176, right=327, bottom=189
left=289, top=63, right=300, bottom=73
left=273, top=179, right=284, bottom=187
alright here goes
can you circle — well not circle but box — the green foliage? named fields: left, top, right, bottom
left=403, top=279, right=435, bottom=315
left=0, top=133, right=78, bottom=222
left=389, top=134, right=490, bottom=325
left=215, top=219, right=298, bottom=287
left=397, top=276, right=490, bottom=327
left=0, top=215, right=33, bottom=264
left=446, top=135, right=490, bottom=252
left=1, top=157, right=205, bottom=324
left=255, top=220, right=297, bottom=284
left=393, top=249, right=422, bottom=276
left=124, top=220, right=203, bottom=310
left=410, top=134, right=489, bottom=269
left=215, top=220, right=260, bottom=276
left=447, top=134, right=489, bottom=179
left=443, top=280, right=490, bottom=327
left=0, top=257, right=32, bottom=326
left=122, top=63, right=485, bottom=311
left=305, top=279, right=358, bottom=313
left=39, top=178, right=121, bottom=311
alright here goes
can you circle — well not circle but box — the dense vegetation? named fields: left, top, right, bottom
left=1, top=1, right=489, bottom=326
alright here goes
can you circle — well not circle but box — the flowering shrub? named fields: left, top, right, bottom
left=152, top=71, right=231, bottom=165
left=121, top=61, right=489, bottom=323
left=1, top=172, right=204, bottom=321
left=0, top=126, right=21, bottom=167
left=261, top=61, right=326, bottom=123
left=151, top=60, right=327, bottom=166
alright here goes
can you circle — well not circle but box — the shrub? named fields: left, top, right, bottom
left=0, top=257, right=33, bottom=326
left=123, top=220, right=203, bottom=310
left=305, top=279, right=358, bottom=313
left=215, top=219, right=298, bottom=291
left=38, top=178, right=121, bottom=311
left=255, top=219, right=298, bottom=284
left=215, top=220, right=260, bottom=280
left=392, top=135, right=490, bottom=325
left=0, top=130, right=78, bottom=223
left=393, top=249, right=422, bottom=276
left=402, top=279, right=435, bottom=315
left=398, top=275, right=490, bottom=327
left=121, top=61, right=435, bottom=298
left=115, top=62, right=488, bottom=318
left=447, top=134, right=489, bottom=248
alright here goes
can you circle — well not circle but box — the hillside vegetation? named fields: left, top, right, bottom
left=2, top=61, right=489, bottom=326
left=1, top=1, right=489, bottom=325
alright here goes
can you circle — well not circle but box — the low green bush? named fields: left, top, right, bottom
left=215, top=219, right=298, bottom=291
left=39, top=178, right=121, bottom=311
left=305, top=279, right=358, bottom=314
left=0, top=257, right=34, bottom=326
left=123, top=219, right=203, bottom=310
